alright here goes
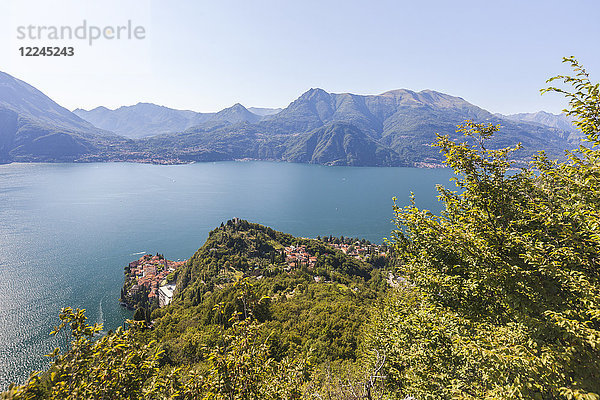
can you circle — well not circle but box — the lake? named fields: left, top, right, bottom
left=0, top=161, right=454, bottom=388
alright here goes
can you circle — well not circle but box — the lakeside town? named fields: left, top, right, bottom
left=121, top=254, right=186, bottom=310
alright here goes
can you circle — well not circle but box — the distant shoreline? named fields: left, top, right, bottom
left=0, top=158, right=449, bottom=169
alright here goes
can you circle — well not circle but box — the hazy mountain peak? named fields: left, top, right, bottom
left=378, top=88, right=469, bottom=109
left=299, top=88, right=330, bottom=100
left=501, top=110, right=577, bottom=134
left=216, top=102, right=249, bottom=114
left=75, top=105, right=110, bottom=113
left=379, top=88, right=416, bottom=97
left=229, top=103, right=247, bottom=110
left=212, top=103, right=259, bottom=124
left=132, top=102, right=168, bottom=110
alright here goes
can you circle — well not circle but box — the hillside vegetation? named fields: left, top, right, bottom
left=150, top=220, right=390, bottom=366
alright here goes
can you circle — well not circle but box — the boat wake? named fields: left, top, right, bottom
left=96, top=297, right=108, bottom=335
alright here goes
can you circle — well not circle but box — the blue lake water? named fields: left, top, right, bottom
left=0, top=161, right=454, bottom=388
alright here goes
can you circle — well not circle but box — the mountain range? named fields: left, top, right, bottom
left=0, top=71, right=580, bottom=166
left=73, top=102, right=272, bottom=139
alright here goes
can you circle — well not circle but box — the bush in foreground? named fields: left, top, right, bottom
left=368, top=57, right=600, bottom=399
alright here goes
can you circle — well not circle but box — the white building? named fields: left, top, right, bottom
left=158, top=283, right=176, bottom=307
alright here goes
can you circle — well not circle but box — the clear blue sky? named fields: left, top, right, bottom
left=1, top=0, right=598, bottom=114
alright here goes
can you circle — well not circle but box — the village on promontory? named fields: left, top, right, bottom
left=120, top=231, right=389, bottom=319
left=120, top=254, right=186, bottom=312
